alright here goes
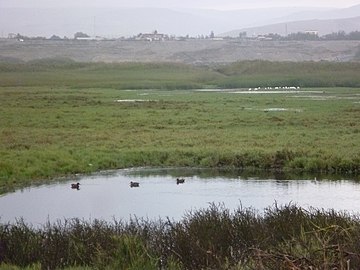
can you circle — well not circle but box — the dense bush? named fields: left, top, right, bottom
left=1, top=204, right=360, bottom=269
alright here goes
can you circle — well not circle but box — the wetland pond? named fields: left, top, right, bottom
left=1, top=168, right=360, bottom=226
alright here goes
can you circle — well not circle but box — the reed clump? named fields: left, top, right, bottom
left=1, top=204, right=360, bottom=269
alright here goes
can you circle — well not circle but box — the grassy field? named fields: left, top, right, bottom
left=1, top=60, right=360, bottom=89
left=0, top=61, right=360, bottom=193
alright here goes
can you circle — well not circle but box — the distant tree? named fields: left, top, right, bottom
left=347, top=31, right=360, bottom=40
left=323, top=31, right=346, bottom=40
left=210, top=31, right=215, bottom=39
left=33, top=36, right=46, bottom=40
left=285, top=32, right=319, bottom=41
left=15, top=33, right=28, bottom=40
left=266, top=33, right=281, bottom=40
left=239, top=31, right=247, bottom=39
left=49, top=35, right=62, bottom=40
left=74, top=32, right=90, bottom=39
left=322, top=31, right=360, bottom=40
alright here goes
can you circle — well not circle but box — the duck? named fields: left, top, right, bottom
left=71, top=183, right=80, bottom=189
left=176, top=178, right=185, bottom=185
left=130, top=181, right=140, bottom=188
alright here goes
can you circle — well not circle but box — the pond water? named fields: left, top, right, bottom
left=1, top=168, right=360, bottom=226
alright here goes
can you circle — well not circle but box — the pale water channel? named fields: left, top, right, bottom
left=1, top=168, right=360, bottom=226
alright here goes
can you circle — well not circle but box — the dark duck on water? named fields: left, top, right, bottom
left=176, top=178, right=185, bottom=184
left=71, top=183, right=80, bottom=190
left=130, top=181, right=140, bottom=188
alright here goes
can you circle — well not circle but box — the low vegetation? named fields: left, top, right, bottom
left=215, top=61, right=360, bottom=88
left=1, top=60, right=360, bottom=89
left=0, top=60, right=360, bottom=192
left=1, top=204, right=360, bottom=269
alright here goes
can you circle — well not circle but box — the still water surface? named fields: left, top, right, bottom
left=1, top=168, right=359, bottom=225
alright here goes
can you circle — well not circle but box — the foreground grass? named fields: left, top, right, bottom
left=1, top=204, right=360, bottom=269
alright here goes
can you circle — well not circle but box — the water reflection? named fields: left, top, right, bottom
left=0, top=168, right=359, bottom=226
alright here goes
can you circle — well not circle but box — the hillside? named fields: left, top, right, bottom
left=222, top=16, right=360, bottom=37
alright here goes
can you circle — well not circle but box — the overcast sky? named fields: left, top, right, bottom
left=1, top=0, right=359, bottom=9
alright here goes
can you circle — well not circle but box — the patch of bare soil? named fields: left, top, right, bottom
left=0, top=39, right=359, bottom=64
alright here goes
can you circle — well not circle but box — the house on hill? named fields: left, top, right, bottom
left=305, top=30, right=319, bottom=36
left=136, top=30, right=168, bottom=41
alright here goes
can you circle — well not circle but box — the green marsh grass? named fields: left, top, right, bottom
left=1, top=60, right=360, bottom=89
left=215, top=61, right=360, bottom=88
left=0, top=62, right=218, bottom=89
left=0, top=85, right=360, bottom=192
left=0, top=60, right=360, bottom=191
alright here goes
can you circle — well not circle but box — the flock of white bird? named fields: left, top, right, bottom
left=248, top=86, right=301, bottom=91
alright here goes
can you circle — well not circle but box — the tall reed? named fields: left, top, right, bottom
left=1, top=204, right=360, bottom=269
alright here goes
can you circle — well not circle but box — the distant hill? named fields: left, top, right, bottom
left=222, top=16, right=360, bottom=37
left=1, top=5, right=360, bottom=38
left=269, top=4, right=360, bottom=23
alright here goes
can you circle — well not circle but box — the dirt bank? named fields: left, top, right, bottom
left=0, top=39, right=359, bottom=64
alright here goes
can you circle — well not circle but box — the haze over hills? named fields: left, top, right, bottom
left=0, top=4, right=359, bottom=38
left=222, top=4, right=360, bottom=37
left=260, top=4, right=360, bottom=24
left=222, top=16, right=360, bottom=37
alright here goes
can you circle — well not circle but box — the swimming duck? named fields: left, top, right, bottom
left=71, top=183, right=80, bottom=189
left=176, top=178, right=185, bottom=184
left=130, top=181, right=140, bottom=188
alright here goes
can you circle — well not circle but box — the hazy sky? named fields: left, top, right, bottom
left=1, top=0, right=359, bottom=9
